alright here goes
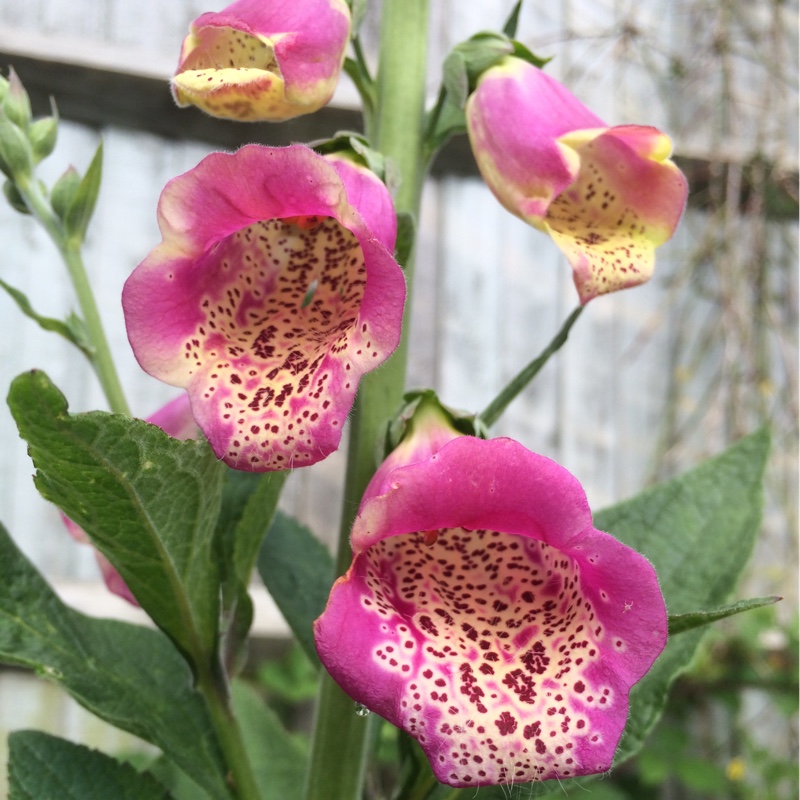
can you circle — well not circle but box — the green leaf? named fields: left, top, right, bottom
left=0, top=279, right=94, bottom=358
left=348, top=136, right=387, bottom=180
left=395, top=211, right=416, bottom=268
left=668, top=595, right=781, bottom=635
left=257, top=511, right=334, bottom=664
left=231, top=681, right=308, bottom=799
left=594, top=427, right=771, bottom=765
left=8, top=731, right=171, bottom=800
left=502, top=1, right=523, bottom=37
left=230, top=471, right=288, bottom=586
left=442, top=51, right=469, bottom=109
left=64, top=140, right=102, bottom=243
left=217, top=470, right=288, bottom=671
left=146, top=757, right=218, bottom=800
left=510, top=40, right=551, bottom=69
left=425, top=95, right=467, bottom=161
left=0, top=523, right=230, bottom=800
left=7, top=370, right=224, bottom=667
left=454, top=34, right=515, bottom=88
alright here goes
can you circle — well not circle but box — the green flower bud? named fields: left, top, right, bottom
left=0, top=114, right=33, bottom=179
left=50, top=165, right=81, bottom=221
left=3, top=178, right=30, bottom=214
left=3, top=68, right=32, bottom=130
left=29, top=115, right=58, bottom=163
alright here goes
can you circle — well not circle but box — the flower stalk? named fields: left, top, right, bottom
left=196, top=664, right=262, bottom=800
left=13, top=172, right=130, bottom=416
left=479, top=305, right=584, bottom=429
left=303, top=1, right=430, bottom=798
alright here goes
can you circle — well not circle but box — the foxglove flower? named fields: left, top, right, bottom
left=123, top=144, right=405, bottom=472
left=466, top=56, right=688, bottom=303
left=172, top=0, right=351, bottom=121
left=63, top=394, right=199, bottom=606
left=315, top=402, right=667, bottom=787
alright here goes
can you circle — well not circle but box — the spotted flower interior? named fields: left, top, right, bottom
left=123, top=145, right=405, bottom=472
left=357, top=527, right=623, bottom=785
left=180, top=26, right=277, bottom=75
left=172, top=1, right=351, bottom=121
left=183, top=215, right=376, bottom=470
left=174, top=27, right=285, bottom=121
left=315, top=431, right=667, bottom=788
left=545, top=131, right=687, bottom=302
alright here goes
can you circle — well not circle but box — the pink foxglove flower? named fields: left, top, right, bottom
left=315, top=401, right=667, bottom=787
left=466, top=56, right=688, bottom=304
left=123, top=144, right=405, bottom=472
left=63, top=394, right=199, bottom=607
left=172, top=0, right=351, bottom=121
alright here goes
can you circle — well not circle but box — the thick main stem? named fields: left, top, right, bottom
left=197, top=666, right=262, bottom=800
left=303, top=2, right=430, bottom=799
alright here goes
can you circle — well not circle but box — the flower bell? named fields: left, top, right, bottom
left=122, top=144, right=405, bottom=472
left=172, top=0, right=351, bottom=121
left=315, top=398, right=667, bottom=786
left=466, top=56, right=688, bottom=303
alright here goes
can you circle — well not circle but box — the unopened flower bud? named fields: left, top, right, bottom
left=29, top=114, right=58, bottom=163
left=3, top=68, right=32, bottom=130
left=0, top=114, right=33, bottom=179
left=50, top=165, right=81, bottom=221
left=3, top=178, right=30, bottom=214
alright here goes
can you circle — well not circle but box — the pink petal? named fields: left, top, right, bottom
left=466, top=57, right=605, bottom=222
left=546, top=127, right=688, bottom=303
left=122, top=144, right=405, bottom=472
left=466, top=57, right=687, bottom=302
left=144, top=393, right=199, bottom=441
left=315, top=435, right=667, bottom=787
left=173, top=0, right=351, bottom=121
left=324, top=154, right=397, bottom=253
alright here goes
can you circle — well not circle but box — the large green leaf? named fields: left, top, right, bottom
left=8, top=731, right=171, bottom=800
left=257, top=511, right=334, bottom=664
left=8, top=370, right=224, bottom=665
left=216, top=470, right=288, bottom=671
left=228, top=471, right=288, bottom=593
left=231, top=680, right=308, bottom=799
left=0, top=523, right=230, bottom=800
left=594, top=426, right=770, bottom=764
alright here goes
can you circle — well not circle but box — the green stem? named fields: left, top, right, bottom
left=15, top=174, right=130, bottom=416
left=303, top=2, right=430, bottom=799
left=478, top=306, right=584, bottom=429
left=196, top=666, right=262, bottom=800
